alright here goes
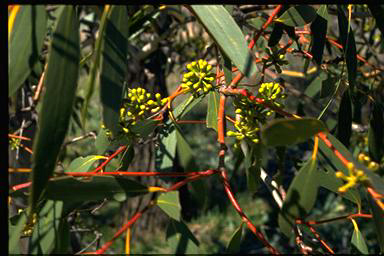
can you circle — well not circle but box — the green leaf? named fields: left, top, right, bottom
left=367, top=195, right=384, bottom=252
left=9, top=210, right=27, bottom=254
left=29, top=200, right=63, bottom=254
left=176, top=128, right=195, bottom=169
left=206, top=90, right=220, bottom=132
left=304, top=71, right=327, bottom=98
left=310, top=5, right=328, bottom=65
left=166, top=219, right=200, bottom=254
left=82, top=7, right=110, bottom=126
left=65, top=155, right=106, bottom=173
left=368, top=102, right=384, bottom=162
left=9, top=6, right=47, bottom=96
left=336, top=88, right=352, bottom=148
left=95, top=127, right=111, bottom=154
left=119, top=144, right=135, bottom=171
left=155, top=125, right=177, bottom=173
left=130, top=119, right=159, bottom=138
left=261, top=118, right=328, bottom=147
left=30, top=6, right=80, bottom=213
left=276, top=5, right=317, bottom=27
left=278, top=158, right=319, bottom=237
left=320, top=75, right=336, bottom=98
left=226, top=223, right=244, bottom=253
left=44, top=176, right=149, bottom=202
left=351, top=227, right=369, bottom=254
left=368, top=5, right=384, bottom=38
left=241, top=142, right=262, bottom=192
left=337, top=6, right=357, bottom=89
left=173, top=95, right=204, bottom=120
left=157, top=191, right=181, bottom=221
left=191, top=5, right=257, bottom=78
left=100, top=6, right=129, bottom=136
left=222, top=51, right=232, bottom=85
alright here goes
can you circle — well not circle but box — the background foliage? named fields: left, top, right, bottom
left=8, top=4, right=384, bottom=254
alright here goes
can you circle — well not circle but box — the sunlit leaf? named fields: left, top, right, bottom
left=30, top=6, right=80, bottom=212
left=206, top=90, right=220, bottom=132
left=351, top=226, right=369, bottom=254
left=9, top=6, right=47, bottom=96
left=66, top=155, right=107, bottom=173
left=191, top=5, right=257, bottom=77
left=29, top=200, right=63, bottom=254
left=100, top=6, right=129, bottom=136
left=157, top=191, right=181, bottom=221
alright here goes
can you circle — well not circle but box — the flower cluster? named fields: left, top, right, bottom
left=181, top=59, right=215, bottom=97
left=335, top=162, right=368, bottom=193
left=227, top=82, right=286, bottom=145
left=119, top=87, right=168, bottom=133
left=9, top=137, right=21, bottom=150
left=258, top=82, right=286, bottom=103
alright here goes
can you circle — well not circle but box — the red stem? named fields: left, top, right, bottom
left=91, top=145, right=127, bottom=173
left=68, top=169, right=217, bottom=177
left=220, top=170, right=280, bottom=254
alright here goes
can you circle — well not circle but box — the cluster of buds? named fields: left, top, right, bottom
left=181, top=59, right=215, bottom=97
left=335, top=162, right=368, bottom=193
left=119, top=87, right=168, bottom=133
left=227, top=82, right=286, bottom=145
left=258, top=82, right=286, bottom=104
left=264, top=47, right=289, bottom=73
left=358, top=153, right=380, bottom=171
left=9, top=137, right=21, bottom=150
left=227, top=96, right=268, bottom=144
left=22, top=212, right=37, bottom=236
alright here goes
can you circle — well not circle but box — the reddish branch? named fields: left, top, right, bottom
left=296, top=213, right=372, bottom=226
left=230, top=5, right=283, bottom=87
left=84, top=201, right=155, bottom=254
left=220, top=169, right=280, bottom=254
left=91, top=145, right=127, bottom=173
left=304, top=222, right=335, bottom=254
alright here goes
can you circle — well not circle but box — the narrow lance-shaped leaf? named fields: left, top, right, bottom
left=45, top=176, right=149, bottom=202
left=278, top=158, right=319, bottom=237
left=100, top=6, right=129, bottom=136
left=367, top=5, right=384, bottom=44
left=206, top=90, right=220, bottom=132
left=368, top=102, right=384, bottom=162
left=226, top=223, right=244, bottom=253
left=261, top=118, right=328, bottom=147
left=337, top=6, right=357, bottom=90
left=9, top=5, right=47, bottom=96
left=275, top=5, right=317, bottom=27
left=336, top=88, right=352, bottom=148
left=191, top=5, right=257, bottom=78
left=310, top=5, right=328, bottom=65
left=166, top=219, right=200, bottom=254
left=30, top=6, right=80, bottom=213
left=29, top=200, right=64, bottom=254
left=351, top=221, right=369, bottom=254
